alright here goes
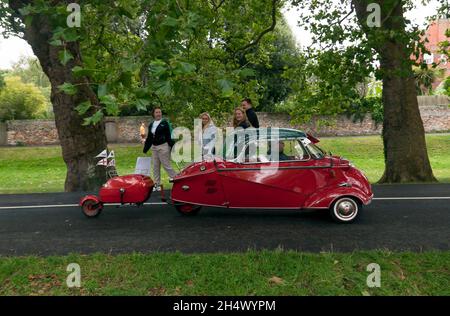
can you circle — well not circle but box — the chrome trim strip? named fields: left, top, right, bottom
left=217, top=165, right=332, bottom=172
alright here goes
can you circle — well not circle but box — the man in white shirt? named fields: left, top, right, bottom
left=143, top=107, right=177, bottom=191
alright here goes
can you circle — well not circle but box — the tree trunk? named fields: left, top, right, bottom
left=9, top=0, right=109, bottom=191
left=353, top=0, right=436, bottom=183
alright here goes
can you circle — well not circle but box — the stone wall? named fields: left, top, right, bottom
left=2, top=103, right=450, bottom=146
left=6, top=119, right=60, bottom=146
left=255, top=112, right=383, bottom=137
left=269, top=104, right=450, bottom=136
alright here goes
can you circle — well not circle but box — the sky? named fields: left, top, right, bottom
left=282, top=0, right=442, bottom=48
left=0, top=0, right=442, bottom=70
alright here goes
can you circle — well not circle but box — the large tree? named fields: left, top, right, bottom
left=2, top=0, right=109, bottom=191
left=291, top=0, right=436, bottom=183
left=354, top=0, right=435, bottom=182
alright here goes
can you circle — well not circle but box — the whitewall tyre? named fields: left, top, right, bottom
left=330, top=197, right=361, bottom=223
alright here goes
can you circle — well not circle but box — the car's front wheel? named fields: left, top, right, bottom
left=175, top=203, right=202, bottom=216
left=330, top=197, right=361, bottom=223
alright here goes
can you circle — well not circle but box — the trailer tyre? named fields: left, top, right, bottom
left=82, top=199, right=103, bottom=218
left=175, top=203, right=202, bottom=216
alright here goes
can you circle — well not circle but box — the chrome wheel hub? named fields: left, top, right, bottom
left=336, top=199, right=357, bottom=218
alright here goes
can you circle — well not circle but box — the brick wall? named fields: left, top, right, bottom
left=2, top=104, right=450, bottom=146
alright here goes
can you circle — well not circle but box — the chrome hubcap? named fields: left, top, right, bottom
left=335, top=199, right=357, bottom=219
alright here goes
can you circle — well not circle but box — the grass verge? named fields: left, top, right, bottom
left=0, top=250, right=449, bottom=296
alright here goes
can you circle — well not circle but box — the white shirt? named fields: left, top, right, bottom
left=200, top=124, right=217, bottom=158
left=151, top=119, right=162, bottom=134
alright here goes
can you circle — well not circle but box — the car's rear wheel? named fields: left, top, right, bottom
left=81, top=199, right=103, bottom=218
left=175, top=203, right=202, bottom=216
left=330, top=197, right=360, bottom=223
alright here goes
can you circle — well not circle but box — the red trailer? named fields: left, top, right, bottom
left=79, top=174, right=161, bottom=218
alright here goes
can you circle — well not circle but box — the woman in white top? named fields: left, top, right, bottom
left=199, top=112, right=217, bottom=159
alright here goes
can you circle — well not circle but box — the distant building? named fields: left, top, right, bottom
left=421, top=19, right=450, bottom=88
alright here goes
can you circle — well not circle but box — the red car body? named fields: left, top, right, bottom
left=171, top=128, right=373, bottom=222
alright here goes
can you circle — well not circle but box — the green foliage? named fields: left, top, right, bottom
left=279, top=45, right=373, bottom=125
left=75, top=101, right=92, bottom=116
left=8, top=56, right=50, bottom=89
left=0, top=76, right=49, bottom=121
left=1, top=0, right=288, bottom=124
left=0, top=71, right=5, bottom=90
left=239, top=18, right=302, bottom=112
left=58, top=82, right=77, bottom=95
left=58, top=49, right=73, bottom=66
left=1, top=0, right=304, bottom=124
left=346, top=97, right=384, bottom=126
left=413, top=65, right=444, bottom=96
left=366, top=79, right=382, bottom=98
left=5, top=57, right=53, bottom=118
left=284, top=0, right=431, bottom=124
left=434, top=76, right=450, bottom=95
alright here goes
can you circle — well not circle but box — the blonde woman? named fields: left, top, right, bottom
left=199, top=112, right=217, bottom=158
left=232, top=107, right=250, bottom=129
left=231, top=107, right=251, bottom=159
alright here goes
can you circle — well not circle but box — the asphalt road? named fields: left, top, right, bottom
left=0, top=184, right=449, bottom=256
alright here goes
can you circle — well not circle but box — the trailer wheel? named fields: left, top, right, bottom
left=82, top=199, right=103, bottom=218
left=330, top=197, right=361, bottom=223
left=175, top=203, right=202, bottom=216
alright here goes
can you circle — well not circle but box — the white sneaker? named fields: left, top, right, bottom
left=153, top=185, right=161, bottom=192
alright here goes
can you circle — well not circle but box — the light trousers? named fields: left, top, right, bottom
left=151, top=143, right=177, bottom=185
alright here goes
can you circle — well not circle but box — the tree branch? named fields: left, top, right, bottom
left=209, top=0, right=226, bottom=11
left=233, top=0, right=279, bottom=56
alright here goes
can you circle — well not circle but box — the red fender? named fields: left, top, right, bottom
left=79, top=195, right=101, bottom=206
left=303, top=186, right=373, bottom=209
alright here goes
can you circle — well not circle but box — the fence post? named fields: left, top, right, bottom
left=0, top=122, right=6, bottom=146
left=105, top=119, right=118, bottom=143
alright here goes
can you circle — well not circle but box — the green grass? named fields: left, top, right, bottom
left=319, top=134, right=450, bottom=183
left=0, top=134, right=450, bottom=194
left=0, top=251, right=448, bottom=295
left=0, top=144, right=175, bottom=194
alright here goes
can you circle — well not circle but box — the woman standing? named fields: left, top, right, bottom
left=143, top=107, right=177, bottom=191
left=199, top=112, right=217, bottom=159
left=233, top=107, right=250, bottom=129
left=232, top=107, right=250, bottom=159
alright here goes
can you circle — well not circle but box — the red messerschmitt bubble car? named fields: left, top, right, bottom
left=170, top=128, right=373, bottom=223
left=80, top=128, right=373, bottom=223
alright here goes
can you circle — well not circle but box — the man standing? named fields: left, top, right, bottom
left=143, top=107, right=177, bottom=191
left=241, top=98, right=259, bottom=128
